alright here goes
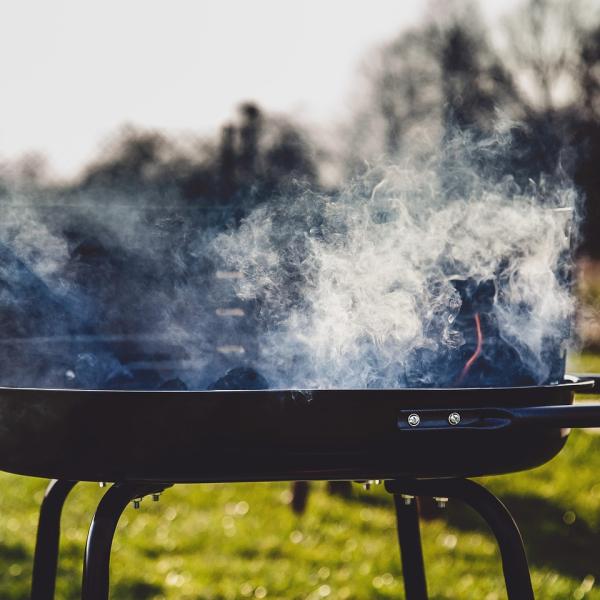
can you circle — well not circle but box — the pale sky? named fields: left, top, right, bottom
left=0, top=0, right=521, bottom=179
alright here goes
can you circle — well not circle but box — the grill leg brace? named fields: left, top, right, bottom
left=392, top=494, right=428, bottom=600
left=386, top=479, right=534, bottom=600
left=81, top=482, right=172, bottom=600
left=31, top=479, right=78, bottom=600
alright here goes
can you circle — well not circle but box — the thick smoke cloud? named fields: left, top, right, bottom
left=0, top=129, right=579, bottom=390
left=0, top=189, right=241, bottom=389
left=214, top=130, right=578, bottom=388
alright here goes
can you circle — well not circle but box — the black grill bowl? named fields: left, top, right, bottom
left=0, top=376, right=594, bottom=483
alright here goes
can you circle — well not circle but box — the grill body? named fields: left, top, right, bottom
left=0, top=377, right=591, bottom=483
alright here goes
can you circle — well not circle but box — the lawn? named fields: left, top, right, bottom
left=0, top=358, right=599, bottom=599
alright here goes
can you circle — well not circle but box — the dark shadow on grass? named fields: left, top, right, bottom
left=0, top=541, right=29, bottom=563
left=111, top=579, right=163, bottom=599
left=442, top=492, right=600, bottom=580
left=341, top=491, right=393, bottom=508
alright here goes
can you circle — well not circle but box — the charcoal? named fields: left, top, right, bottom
left=159, top=377, right=188, bottom=390
left=208, top=367, right=269, bottom=390
left=103, top=368, right=162, bottom=390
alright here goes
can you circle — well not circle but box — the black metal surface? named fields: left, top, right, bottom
left=398, top=403, right=600, bottom=431
left=386, top=479, right=534, bottom=600
left=82, top=483, right=171, bottom=600
left=0, top=376, right=593, bottom=482
left=30, top=480, right=78, bottom=600
left=392, top=495, right=428, bottom=600
left=570, top=373, right=600, bottom=393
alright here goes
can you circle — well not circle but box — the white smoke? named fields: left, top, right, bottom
left=214, top=131, right=578, bottom=388
left=0, top=129, right=579, bottom=390
left=0, top=196, right=70, bottom=281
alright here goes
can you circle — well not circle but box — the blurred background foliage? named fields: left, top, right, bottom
left=4, top=0, right=600, bottom=269
left=4, top=0, right=600, bottom=348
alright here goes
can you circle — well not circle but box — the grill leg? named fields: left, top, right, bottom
left=386, top=479, right=534, bottom=600
left=81, top=482, right=172, bottom=600
left=31, top=479, right=78, bottom=600
left=392, top=494, right=428, bottom=600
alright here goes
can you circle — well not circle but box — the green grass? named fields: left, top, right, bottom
left=1, top=359, right=600, bottom=598
left=569, top=352, right=600, bottom=374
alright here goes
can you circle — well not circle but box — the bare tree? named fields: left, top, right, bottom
left=502, top=0, right=590, bottom=116
left=346, top=4, right=520, bottom=168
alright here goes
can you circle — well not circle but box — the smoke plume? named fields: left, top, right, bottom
left=213, top=130, right=578, bottom=388
left=0, top=129, right=579, bottom=390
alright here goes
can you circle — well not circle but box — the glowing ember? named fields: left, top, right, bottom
left=457, top=313, right=483, bottom=384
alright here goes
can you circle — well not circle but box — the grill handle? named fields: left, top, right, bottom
left=398, top=403, right=600, bottom=432
left=569, top=373, right=600, bottom=394
left=507, top=404, right=600, bottom=428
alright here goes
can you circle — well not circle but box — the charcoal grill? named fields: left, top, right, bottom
left=8, top=374, right=600, bottom=600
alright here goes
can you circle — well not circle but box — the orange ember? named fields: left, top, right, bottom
left=457, top=312, right=483, bottom=384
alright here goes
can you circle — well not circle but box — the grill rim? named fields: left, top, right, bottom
left=0, top=373, right=592, bottom=395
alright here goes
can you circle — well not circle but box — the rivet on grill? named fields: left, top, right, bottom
left=401, top=494, right=415, bottom=506
left=435, top=496, right=448, bottom=509
left=132, top=498, right=142, bottom=509
left=448, top=412, right=461, bottom=426
left=408, top=413, right=420, bottom=427
left=98, top=482, right=107, bottom=488
left=363, top=482, right=371, bottom=491
left=152, top=493, right=161, bottom=502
